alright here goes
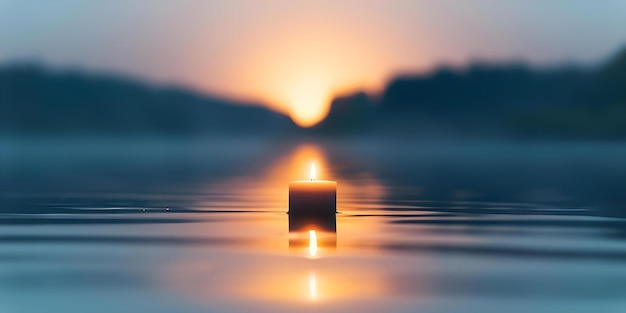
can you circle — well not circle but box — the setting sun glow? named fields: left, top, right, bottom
left=217, top=18, right=391, bottom=128
left=287, top=79, right=332, bottom=127
left=9, top=2, right=622, bottom=128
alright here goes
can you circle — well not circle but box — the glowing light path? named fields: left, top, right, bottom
left=308, top=230, right=318, bottom=257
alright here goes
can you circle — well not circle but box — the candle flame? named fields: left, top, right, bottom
left=308, top=230, right=318, bottom=257
left=310, top=163, right=316, bottom=181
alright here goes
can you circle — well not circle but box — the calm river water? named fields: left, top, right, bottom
left=1, top=139, right=625, bottom=313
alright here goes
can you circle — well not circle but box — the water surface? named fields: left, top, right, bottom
left=1, top=140, right=625, bottom=313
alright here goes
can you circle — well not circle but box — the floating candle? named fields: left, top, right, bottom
left=288, top=163, right=337, bottom=229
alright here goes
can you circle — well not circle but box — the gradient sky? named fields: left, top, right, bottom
left=2, top=0, right=626, bottom=126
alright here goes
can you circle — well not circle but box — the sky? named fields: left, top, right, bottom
left=2, top=0, right=626, bottom=127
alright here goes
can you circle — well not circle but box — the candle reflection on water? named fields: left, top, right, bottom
left=289, top=228, right=336, bottom=255
left=308, top=230, right=318, bottom=258
left=308, top=272, right=318, bottom=301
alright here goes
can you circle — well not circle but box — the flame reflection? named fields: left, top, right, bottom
left=166, top=262, right=388, bottom=305
left=308, top=230, right=318, bottom=258
left=308, top=272, right=318, bottom=301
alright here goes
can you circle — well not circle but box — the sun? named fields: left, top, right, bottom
left=286, top=79, right=332, bottom=127
left=228, top=20, right=385, bottom=128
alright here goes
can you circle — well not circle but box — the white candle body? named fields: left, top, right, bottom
left=288, top=180, right=337, bottom=231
